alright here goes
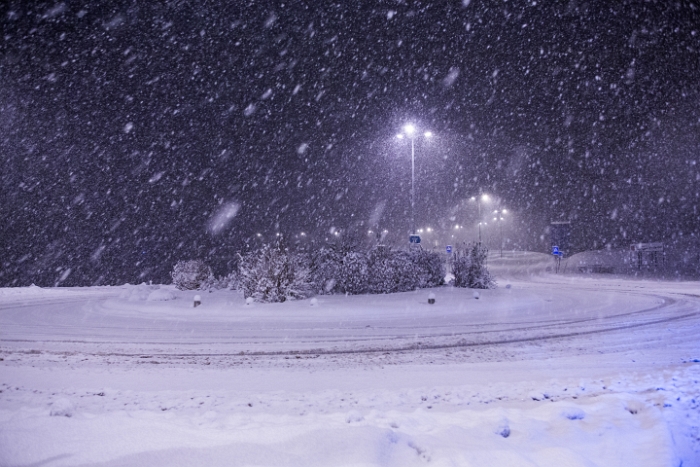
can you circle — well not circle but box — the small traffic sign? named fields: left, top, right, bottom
left=552, top=245, right=560, bottom=255
left=409, top=235, right=421, bottom=244
left=446, top=245, right=453, bottom=254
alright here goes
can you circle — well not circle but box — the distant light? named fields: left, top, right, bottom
left=481, top=194, right=490, bottom=202
left=301, top=232, right=306, bottom=236
left=424, top=131, right=432, bottom=138
left=502, top=209, right=507, bottom=214
left=470, top=196, right=476, bottom=201
left=256, top=233, right=262, bottom=237
left=404, top=124, right=416, bottom=135
left=427, top=227, right=432, bottom=232
left=493, top=218, right=497, bottom=221
left=396, top=134, right=404, bottom=139
left=383, top=229, right=388, bottom=233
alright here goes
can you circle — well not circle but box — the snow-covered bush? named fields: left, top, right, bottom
left=309, top=245, right=369, bottom=295
left=170, top=260, right=214, bottom=290
left=339, top=251, right=370, bottom=294
left=450, top=242, right=495, bottom=289
left=310, top=245, right=445, bottom=295
left=409, top=249, right=446, bottom=288
left=198, top=271, right=239, bottom=292
left=366, top=246, right=412, bottom=293
left=309, top=247, right=344, bottom=294
left=238, top=243, right=314, bottom=303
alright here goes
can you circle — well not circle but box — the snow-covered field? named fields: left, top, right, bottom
left=1, top=252, right=698, bottom=466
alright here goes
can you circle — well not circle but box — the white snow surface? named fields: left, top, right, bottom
left=1, top=252, right=699, bottom=466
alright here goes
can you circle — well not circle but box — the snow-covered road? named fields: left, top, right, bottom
left=1, top=252, right=699, bottom=466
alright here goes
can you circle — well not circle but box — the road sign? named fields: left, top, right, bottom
left=552, top=245, right=560, bottom=255
left=630, top=242, right=663, bottom=252
left=446, top=245, right=452, bottom=254
left=409, top=235, right=421, bottom=244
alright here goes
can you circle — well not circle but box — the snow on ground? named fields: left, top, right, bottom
left=1, top=252, right=699, bottom=466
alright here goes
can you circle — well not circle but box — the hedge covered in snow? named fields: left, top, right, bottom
left=450, top=242, right=495, bottom=289
left=309, top=245, right=445, bottom=296
left=238, top=242, right=314, bottom=303
left=170, top=260, right=214, bottom=291
left=173, top=243, right=450, bottom=303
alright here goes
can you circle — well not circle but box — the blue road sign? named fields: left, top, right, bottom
left=552, top=245, right=560, bottom=255
left=446, top=245, right=453, bottom=254
left=409, top=235, right=421, bottom=244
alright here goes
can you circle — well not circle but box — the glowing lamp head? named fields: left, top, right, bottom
left=404, top=124, right=416, bottom=135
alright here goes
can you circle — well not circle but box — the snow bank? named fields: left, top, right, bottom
left=0, top=390, right=683, bottom=467
left=147, top=288, right=176, bottom=301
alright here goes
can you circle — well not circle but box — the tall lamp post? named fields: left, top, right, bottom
left=493, top=209, right=507, bottom=257
left=470, top=194, right=490, bottom=243
left=397, top=124, right=432, bottom=238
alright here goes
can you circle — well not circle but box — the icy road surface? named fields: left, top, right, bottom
left=1, top=252, right=699, bottom=466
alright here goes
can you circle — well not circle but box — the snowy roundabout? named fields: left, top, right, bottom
left=1, top=252, right=699, bottom=466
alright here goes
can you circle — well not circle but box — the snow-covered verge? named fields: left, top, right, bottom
left=0, top=252, right=698, bottom=466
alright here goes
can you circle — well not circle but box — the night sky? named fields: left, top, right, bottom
left=2, top=1, right=699, bottom=286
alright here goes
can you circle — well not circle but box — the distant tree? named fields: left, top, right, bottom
left=170, top=260, right=214, bottom=290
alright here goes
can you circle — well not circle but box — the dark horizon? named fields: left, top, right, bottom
left=2, top=1, right=699, bottom=286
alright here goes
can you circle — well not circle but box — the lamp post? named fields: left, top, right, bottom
left=470, top=194, right=490, bottom=243
left=397, top=125, right=432, bottom=238
left=492, top=209, right=507, bottom=257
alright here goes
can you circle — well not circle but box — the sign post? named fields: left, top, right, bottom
left=630, top=242, right=664, bottom=270
left=552, top=245, right=564, bottom=273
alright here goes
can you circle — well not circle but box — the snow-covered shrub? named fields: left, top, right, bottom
left=309, top=245, right=370, bottom=295
left=365, top=246, right=410, bottom=293
left=450, top=242, right=495, bottom=289
left=238, top=243, right=314, bottom=303
left=198, top=271, right=239, bottom=292
left=338, top=251, right=369, bottom=294
left=309, top=247, right=344, bottom=294
left=409, top=249, right=446, bottom=288
left=170, top=260, right=214, bottom=290
left=310, top=245, right=445, bottom=295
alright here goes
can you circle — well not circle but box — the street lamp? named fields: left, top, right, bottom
left=492, top=209, right=507, bottom=257
left=470, top=194, right=490, bottom=242
left=396, top=124, right=433, bottom=238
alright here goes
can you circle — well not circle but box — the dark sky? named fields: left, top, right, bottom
left=1, top=0, right=699, bottom=286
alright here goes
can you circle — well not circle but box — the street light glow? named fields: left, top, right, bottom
left=396, top=134, right=404, bottom=139
left=424, top=131, right=432, bottom=138
left=404, top=124, right=416, bottom=135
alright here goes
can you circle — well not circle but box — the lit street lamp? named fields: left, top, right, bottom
left=397, top=124, right=433, bottom=239
left=470, top=194, right=490, bottom=243
left=492, top=209, right=507, bottom=257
